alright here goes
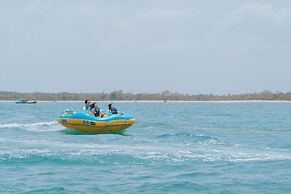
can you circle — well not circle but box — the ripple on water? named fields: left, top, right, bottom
left=0, top=121, right=61, bottom=132
left=1, top=142, right=291, bottom=165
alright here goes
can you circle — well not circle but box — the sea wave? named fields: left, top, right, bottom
left=196, top=127, right=291, bottom=135
left=0, top=121, right=61, bottom=131
left=156, top=132, right=224, bottom=146
left=1, top=144, right=291, bottom=163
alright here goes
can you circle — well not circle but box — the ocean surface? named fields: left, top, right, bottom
left=1, top=102, right=291, bottom=194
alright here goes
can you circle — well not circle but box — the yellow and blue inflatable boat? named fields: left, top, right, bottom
left=58, top=110, right=136, bottom=134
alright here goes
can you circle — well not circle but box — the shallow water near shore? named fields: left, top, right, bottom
left=1, top=102, right=291, bottom=193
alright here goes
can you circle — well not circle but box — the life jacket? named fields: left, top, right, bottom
left=90, top=107, right=101, bottom=117
left=111, top=107, right=118, bottom=114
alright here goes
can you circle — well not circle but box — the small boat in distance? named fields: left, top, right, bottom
left=15, top=99, right=37, bottom=104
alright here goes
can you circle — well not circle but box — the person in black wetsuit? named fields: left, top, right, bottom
left=90, top=102, right=103, bottom=117
left=108, top=103, right=118, bottom=114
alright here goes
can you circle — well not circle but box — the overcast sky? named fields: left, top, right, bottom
left=0, top=0, right=291, bottom=94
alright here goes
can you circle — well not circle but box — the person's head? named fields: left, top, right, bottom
left=108, top=103, right=113, bottom=110
left=85, top=100, right=90, bottom=106
left=92, top=102, right=98, bottom=108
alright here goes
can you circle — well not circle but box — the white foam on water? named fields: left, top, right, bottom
left=2, top=142, right=291, bottom=163
left=0, top=121, right=62, bottom=131
left=1, top=131, right=291, bottom=162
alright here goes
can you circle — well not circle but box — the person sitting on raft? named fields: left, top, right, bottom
left=108, top=103, right=118, bottom=114
left=83, top=100, right=91, bottom=111
left=90, top=102, right=104, bottom=117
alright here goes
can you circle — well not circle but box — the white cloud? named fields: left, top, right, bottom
left=225, top=3, right=291, bottom=26
left=148, top=40, right=188, bottom=53
left=137, top=7, right=195, bottom=20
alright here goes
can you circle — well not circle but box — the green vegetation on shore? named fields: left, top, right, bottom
left=1, top=90, right=291, bottom=101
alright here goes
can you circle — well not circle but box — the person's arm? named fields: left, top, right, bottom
left=88, top=111, right=94, bottom=116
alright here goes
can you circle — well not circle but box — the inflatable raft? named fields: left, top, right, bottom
left=58, top=110, right=136, bottom=134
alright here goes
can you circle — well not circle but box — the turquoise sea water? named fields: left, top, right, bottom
left=1, top=102, right=291, bottom=193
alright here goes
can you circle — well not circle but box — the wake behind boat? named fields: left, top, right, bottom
left=58, top=110, right=136, bottom=134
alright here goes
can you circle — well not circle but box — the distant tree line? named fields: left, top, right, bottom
left=0, top=90, right=291, bottom=101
